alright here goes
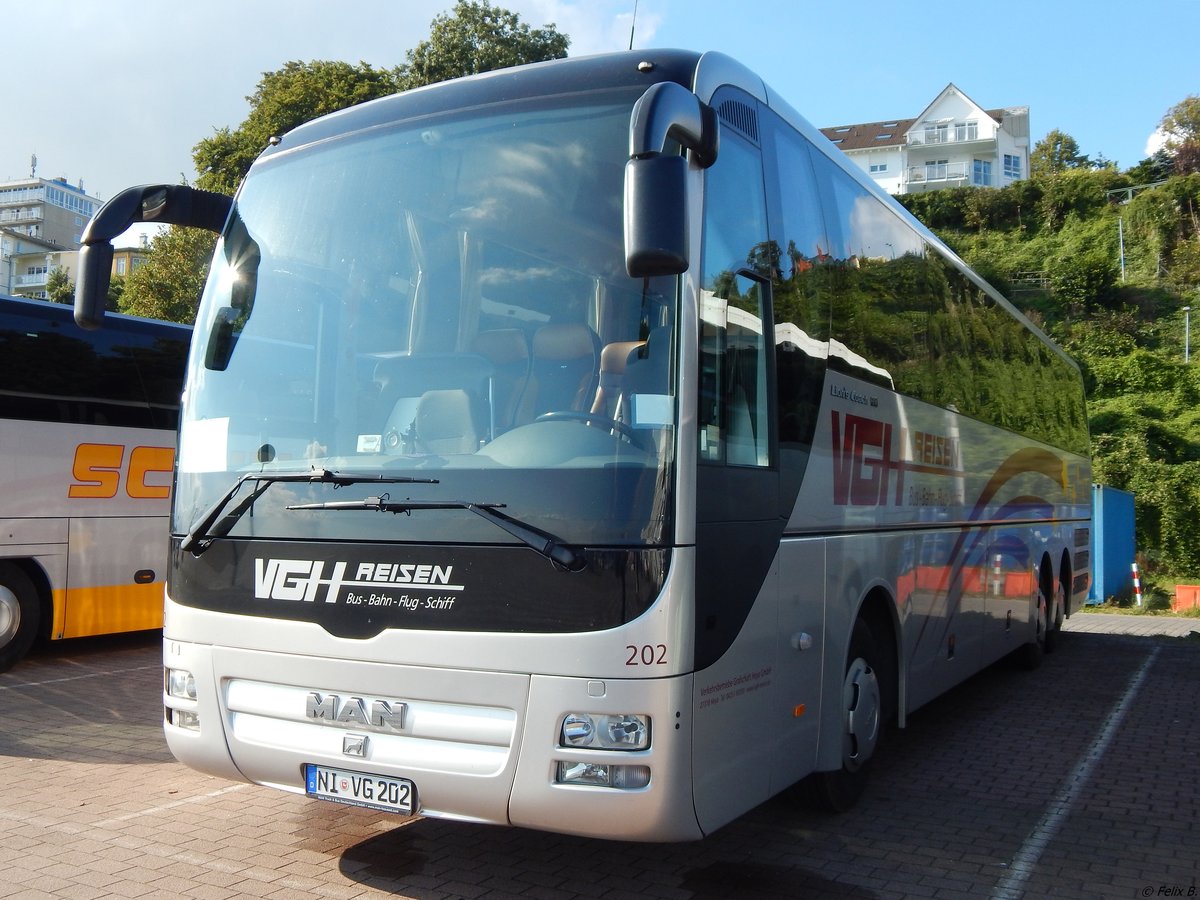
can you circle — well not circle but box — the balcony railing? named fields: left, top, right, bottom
left=0, top=208, right=42, bottom=223
left=907, top=127, right=992, bottom=147
left=14, top=272, right=49, bottom=287
left=907, top=162, right=970, bottom=184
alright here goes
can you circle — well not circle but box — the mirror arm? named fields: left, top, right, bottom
left=628, top=81, right=719, bottom=168
left=74, top=185, right=232, bottom=330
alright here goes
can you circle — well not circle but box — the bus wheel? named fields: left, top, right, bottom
left=1021, top=584, right=1048, bottom=670
left=1044, top=580, right=1066, bottom=654
left=0, top=563, right=39, bottom=674
left=802, top=618, right=884, bottom=812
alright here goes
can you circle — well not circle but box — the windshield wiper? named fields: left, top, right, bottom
left=181, top=469, right=439, bottom=555
left=287, top=495, right=584, bottom=571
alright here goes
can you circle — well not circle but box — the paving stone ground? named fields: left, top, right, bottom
left=1, top=621, right=1197, bottom=899
left=1063, top=611, right=1200, bottom=639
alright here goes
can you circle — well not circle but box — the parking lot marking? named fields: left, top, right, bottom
left=0, top=664, right=160, bottom=691
left=93, top=782, right=251, bottom=828
left=990, top=645, right=1160, bottom=900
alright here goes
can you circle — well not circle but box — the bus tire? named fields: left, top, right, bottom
left=0, top=563, right=39, bottom=674
left=801, top=617, right=885, bottom=812
left=1044, top=580, right=1066, bottom=654
left=1021, top=582, right=1049, bottom=671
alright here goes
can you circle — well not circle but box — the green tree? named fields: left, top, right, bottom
left=1159, top=96, right=1200, bottom=176
left=118, top=227, right=216, bottom=323
left=1051, top=219, right=1122, bottom=315
left=1031, top=129, right=1090, bottom=178
left=1123, top=175, right=1200, bottom=281
left=193, top=60, right=401, bottom=195
left=397, top=0, right=569, bottom=91
left=1160, top=96, right=1200, bottom=149
left=1126, top=149, right=1173, bottom=184
left=106, top=276, right=125, bottom=313
left=45, top=266, right=73, bottom=304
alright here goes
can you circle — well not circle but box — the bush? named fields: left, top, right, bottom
left=1049, top=251, right=1118, bottom=313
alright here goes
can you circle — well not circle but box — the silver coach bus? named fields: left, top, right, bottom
left=76, top=50, right=1090, bottom=841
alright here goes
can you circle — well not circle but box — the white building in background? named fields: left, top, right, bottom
left=0, top=174, right=102, bottom=298
left=821, top=84, right=1030, bottom=196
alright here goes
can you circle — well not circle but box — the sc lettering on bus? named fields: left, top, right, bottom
left=68, top=442, right=175, bottom=500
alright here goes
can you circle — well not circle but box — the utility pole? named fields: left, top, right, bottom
left=1118, top=216, right=1126, bottom=282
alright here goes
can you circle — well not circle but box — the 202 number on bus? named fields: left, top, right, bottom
left=626, top=643, right=668, bottom=666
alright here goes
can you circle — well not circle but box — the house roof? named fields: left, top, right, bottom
left=820, top=82, right=1015, bottom=152
left=0, top=226, right=63, bottom=252
left=820, top=117, right=918, bottom=151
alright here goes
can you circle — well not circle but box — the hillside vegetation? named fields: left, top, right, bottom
left=900, top=169, right=1200, bottom=582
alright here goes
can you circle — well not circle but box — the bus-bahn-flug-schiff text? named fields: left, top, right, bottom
left=75, top=49, right=1091, bottom=841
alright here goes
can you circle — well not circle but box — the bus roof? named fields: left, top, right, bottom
left=262, top=50, right=704, bottom=164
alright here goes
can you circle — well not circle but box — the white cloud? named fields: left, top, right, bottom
left=1145, top=128, right=1169, bottom=157
left=4, top=0, right=662, bottom=201
left=524, top=0, right=661, bottom=56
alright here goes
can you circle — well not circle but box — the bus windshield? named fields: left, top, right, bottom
left=175, top=88, right=678, bottom=549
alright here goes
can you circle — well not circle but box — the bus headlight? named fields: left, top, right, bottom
left=165, top=668, right=200, bottom=731
left=166, top=668, right=197, bottom=700
left=559, top=713, right=649, bottom=750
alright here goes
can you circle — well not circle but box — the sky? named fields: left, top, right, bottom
left=4, top=0, right=1197, bottom=207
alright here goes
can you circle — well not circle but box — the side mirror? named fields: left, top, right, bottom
left=74, top=185, right=232, bottom=329
left=624, top=82, right=719, bottom=279
left=625, top=154, right=688, bottom=277
left=203, top=306, right=242, bottom=371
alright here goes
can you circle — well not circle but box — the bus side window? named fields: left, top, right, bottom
left=766, top=121, right=832, bottom=458
left=699, top=118, right=771, bottom=468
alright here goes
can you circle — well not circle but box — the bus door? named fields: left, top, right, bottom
left=691, top=89, right=791, bottom=830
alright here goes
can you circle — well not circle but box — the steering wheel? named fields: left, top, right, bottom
left=534, top=410, right=642, bottom=444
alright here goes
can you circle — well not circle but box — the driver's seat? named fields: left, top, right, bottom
left=526, top=323, right=601, bottom=418
left=590, top=340, right=645, bottom=421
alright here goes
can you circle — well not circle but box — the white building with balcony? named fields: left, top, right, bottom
left=820, top=84, right=1029, bottom=196
left=1, top=175, right=101, bottom=298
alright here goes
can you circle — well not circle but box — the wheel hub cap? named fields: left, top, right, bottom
left=843, top=657, right=881, bottom=771
left=0, top=585, right=20, bottom=645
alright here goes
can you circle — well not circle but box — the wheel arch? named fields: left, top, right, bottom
left=854, top=585, right=903, bottom=728
left=1038, top=552, right=1055, bottom=591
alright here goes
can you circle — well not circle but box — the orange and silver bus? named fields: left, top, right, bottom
left=0, top=294, right=189, bottom=671
left=75, top=50, right=1090, bottom=839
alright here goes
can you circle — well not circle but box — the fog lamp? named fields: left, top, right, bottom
left=556, top=761, right=651, bottom=789
left=169, top=708, right=201, bottom=731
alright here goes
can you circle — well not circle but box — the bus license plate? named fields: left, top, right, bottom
left=305, top=764, right=415, bottom=815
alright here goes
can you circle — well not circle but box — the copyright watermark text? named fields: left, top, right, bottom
left=1140, top=887, right=1196, bottom=898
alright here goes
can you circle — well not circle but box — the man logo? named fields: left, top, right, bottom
left=306, top=692, right=407, bottom=732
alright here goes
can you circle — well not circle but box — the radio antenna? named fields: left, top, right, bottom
left=628, top=0, right=638, bottom=50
